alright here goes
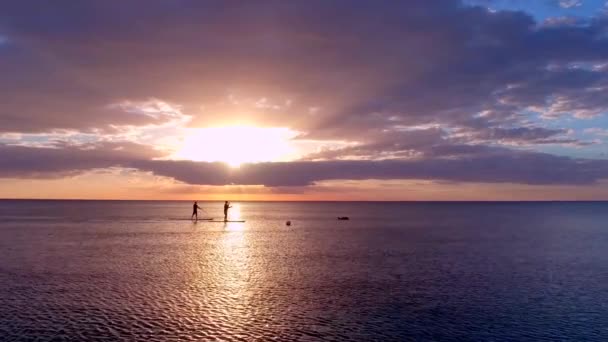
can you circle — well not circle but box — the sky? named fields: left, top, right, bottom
left=1, top=0, right=608, bottom=200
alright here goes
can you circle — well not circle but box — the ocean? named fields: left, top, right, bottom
left=1, top=200, right=607, bottom=341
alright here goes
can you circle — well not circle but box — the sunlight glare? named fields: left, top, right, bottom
left=224, top=203, right=245, bottom=231
left=174, top=126, right=297, bottom=167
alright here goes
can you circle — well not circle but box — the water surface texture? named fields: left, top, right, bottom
left=1, top=200, right=608, bottom=341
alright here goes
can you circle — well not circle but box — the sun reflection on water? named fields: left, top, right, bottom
left=184, top=201, right=276, bottom=336
left=224, top=203, right=245, bottom=231
left=191, top=202, right=257, bottom=332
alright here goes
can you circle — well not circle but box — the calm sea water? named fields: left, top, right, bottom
left=1, top=200, right=608, bottom=341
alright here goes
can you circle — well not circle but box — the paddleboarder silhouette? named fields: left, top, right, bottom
left=223, top=201, right=232, bottom=221
left=192, top=201, right=202, bottom=221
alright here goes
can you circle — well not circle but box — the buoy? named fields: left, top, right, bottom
left=286, top=220, right=292, bottom=226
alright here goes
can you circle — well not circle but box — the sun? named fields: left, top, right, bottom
left=173, top=126, right=297, bottom=167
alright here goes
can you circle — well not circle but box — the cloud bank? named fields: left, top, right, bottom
left=1, top=0, right=608, bottom=192
left=1, top=143, right=606, bottom=186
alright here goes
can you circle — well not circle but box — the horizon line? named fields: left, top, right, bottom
left=1, top=198, right=607, bottom=203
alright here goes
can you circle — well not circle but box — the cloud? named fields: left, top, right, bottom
left=131, top=155, right=608, bottom=186
left=0, top=142, right=161, bottom=178
left=558, top=0, right=583, bottom=9
left=471, top=126, right=582, bottom=145
left=1, top=0, right=608, bottom=138
left=108, top=99, right=186, bottom=120
left=1, top=143, right=607, bottom=186
left=302, top=125, right=592, bottom=161
left=1, top=0, right=608, bottom=193
left=542, top=16, right=582, bottom=27
left=585, top=128, right=608, bottom=136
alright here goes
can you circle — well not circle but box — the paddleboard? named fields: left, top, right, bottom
left=209, top=220, right=246, bottom=223
left=166, top=218, right=245, bottom=222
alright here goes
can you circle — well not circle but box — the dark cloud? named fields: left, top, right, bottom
left=1, top=144, right=607, bottom=186
left=0, top=142, right=161, bottom=178
left=1, top=0, right=608, bottom=190
left=1, top=0, right=608, bottom=136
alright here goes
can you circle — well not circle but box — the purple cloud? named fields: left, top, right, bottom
left=0, top=142, right=161, bottom=178
left=1, top=1, right=608, bottom=190
left=1, top=143, right=607, bottom=186
left=1, top=1, right=608, bottom=136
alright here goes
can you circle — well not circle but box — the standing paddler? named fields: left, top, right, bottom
left=223, top=201, right=232, bottom=221
left=192, top=201, right=203, bottom=221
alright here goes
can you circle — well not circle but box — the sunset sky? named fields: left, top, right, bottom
left=1, top=0, right=608, bottom=200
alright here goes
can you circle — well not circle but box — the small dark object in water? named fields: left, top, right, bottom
left=286, top=220, right=292, bottom=226
left=337, top=217, right=350, bottom=220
